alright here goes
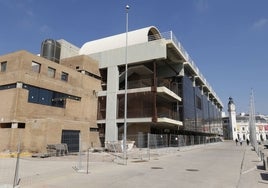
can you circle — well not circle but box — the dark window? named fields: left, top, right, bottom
left=223, top=119, right=229, bottom=123
left=18, top=123, right=25, bottom=129
left=90, top=128, right=99, bottom=132
left=23, top=84, right=81, bottom=108
left=1, top=61, right=7, bottom=72
left=61, top=72, right=68, bottom=81
left=196, top=95, right=202, bottom=110
left=0, top=123, right=12, bottom=128
left=0, top=84, right=16, bottom=90
left=182, top=76, right=195, bottom=129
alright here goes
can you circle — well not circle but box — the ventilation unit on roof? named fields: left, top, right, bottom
left=40, top=39, right=61, bottom=63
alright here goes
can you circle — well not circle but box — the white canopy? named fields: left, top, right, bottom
left=79, top=26, right=161, bottom=55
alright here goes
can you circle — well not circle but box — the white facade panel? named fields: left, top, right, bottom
left=89, top=39, right=167, bottom=68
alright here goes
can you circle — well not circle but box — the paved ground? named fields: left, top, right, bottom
left=1, top=141, right=268, bottom=188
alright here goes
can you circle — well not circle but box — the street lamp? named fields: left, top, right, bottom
left=123, top=4, right=130, bottom=165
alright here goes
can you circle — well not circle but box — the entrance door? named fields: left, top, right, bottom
left=61, top=130, right=80, bottom=153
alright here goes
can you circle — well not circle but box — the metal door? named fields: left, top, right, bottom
left=61, top=130, right=80, bottom=153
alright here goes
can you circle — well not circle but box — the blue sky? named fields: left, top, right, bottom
left=1, top=0, right=268, bottom=115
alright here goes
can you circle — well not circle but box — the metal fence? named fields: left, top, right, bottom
left=104, top=133, right=222, bottom=163
left=119, top=133, right=219, bottom=148
left=0, top=133, right=222, bottom=187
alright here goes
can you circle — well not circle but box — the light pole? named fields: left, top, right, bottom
left=123, top=4, right=130, bottom=165
left=249, top=89, right=258, bottom=152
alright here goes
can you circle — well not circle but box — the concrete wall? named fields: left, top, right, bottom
left=90, top=39, right=167, bottom=68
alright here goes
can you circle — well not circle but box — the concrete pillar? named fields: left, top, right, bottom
left=200, top=85, right=204, bottom=95
left=192, top=76, right=198, bottom=87
left=105, top=66, right=119, bottom=142
left=16, top=82, right=23, bottom=88
left=12, top=122, right=18, bottom=128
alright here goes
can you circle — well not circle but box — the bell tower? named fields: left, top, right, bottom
left=228, top=97, right=237, bottom=140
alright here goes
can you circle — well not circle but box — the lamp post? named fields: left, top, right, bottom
left=249, top=89, right=258, bottom=152
left=123, top=4, right=130, bottom=165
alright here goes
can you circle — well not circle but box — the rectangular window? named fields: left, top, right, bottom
left=196, top=95, right=202, bottom=110
left=61, top=72, right=68, bottom=81
left=18, top=123, right=26, bottom=129
left=32, top=61, right=41, bottom=73
left=90, top=128, right=99, bottom=132
left=48, top=67, right=56, bottom=78
left=23, top=84, right=80, bottom=108
left=0, top=123, right=12, bottom=128
left=1, top=61, right=7, bottom=72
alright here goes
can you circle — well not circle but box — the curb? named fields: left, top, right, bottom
left=0, top=152, right=32, bottom=158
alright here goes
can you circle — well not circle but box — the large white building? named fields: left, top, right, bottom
left=80, top=26, right=223, bottom=143
left=223, top=97, right=268, bottom=141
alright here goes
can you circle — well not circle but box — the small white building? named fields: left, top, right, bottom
left=223, top=97, right=268, bottom=141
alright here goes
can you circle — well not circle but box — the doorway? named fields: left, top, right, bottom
left=61, top=130, right=80, bottom=152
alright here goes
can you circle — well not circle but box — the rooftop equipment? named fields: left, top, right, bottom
left=41, top=39, right=61, bottom=63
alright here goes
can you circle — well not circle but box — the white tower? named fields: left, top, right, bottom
left=228, top=97, right=237, bottom=140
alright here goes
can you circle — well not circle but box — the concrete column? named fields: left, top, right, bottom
left=12, top=122, right=18, bottom=128
left=16, top=82, right=23, bottom=88
left=105, top=66, right=119, bottom=142
left=192, top=76, right=198, bottom=87
left=200, top=86, right=204, bottom=95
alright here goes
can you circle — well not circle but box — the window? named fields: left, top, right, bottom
left=32, top=61, right=41, bottom=73
left=48, top=67, right=56, bottom=78
left=23, top=84, right=81, bottom=108
left=1, top=61, right=7, bottom=72
left=90, top=128, right=99, bottom=132
left=18, top=123, right=25, bottom=129
left=196, top=95, right=202, bottom=110
left=0, top=84, right=16, bottom=90
left=61, top=72, right=68, bottom=81
left=0, top=123, right=12, bottom=128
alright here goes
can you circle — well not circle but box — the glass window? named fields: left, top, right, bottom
left=48, top=67, right=56, bottom=78
left=196, top=95, right=202, bottom=110
left=31, top=61, right=41, bottom=73
left=61, top=72, right=68, bottom=81
left=90, top=128, right=99, bottom=132
left=1, top=61, right=7, bottom=72
left=23, top=84, right=80, bottom=108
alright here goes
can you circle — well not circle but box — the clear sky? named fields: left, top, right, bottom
left=1, top=0, right=268, bottom=115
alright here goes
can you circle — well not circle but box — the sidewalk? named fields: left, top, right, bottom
left=1, top=141, right=268, bottom=188
left=238, top=142, right=268, bottom=187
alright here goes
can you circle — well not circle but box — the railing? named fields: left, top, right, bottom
left=118, top=133, right=222, bottom=149
left=150, top=31, right=223, bottom=107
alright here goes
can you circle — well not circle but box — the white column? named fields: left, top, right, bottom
left=105, top=66, right=119, bottom=142
left=12, top=122, right=18, bottom=128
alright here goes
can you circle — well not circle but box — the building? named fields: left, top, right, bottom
left=0, top=26, right=224, bottom=152
left=0, top=48, right=101, bottom=153
left=79, top=26, right=223, bottom=144
left=223, top=97, right=268, bottom=141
